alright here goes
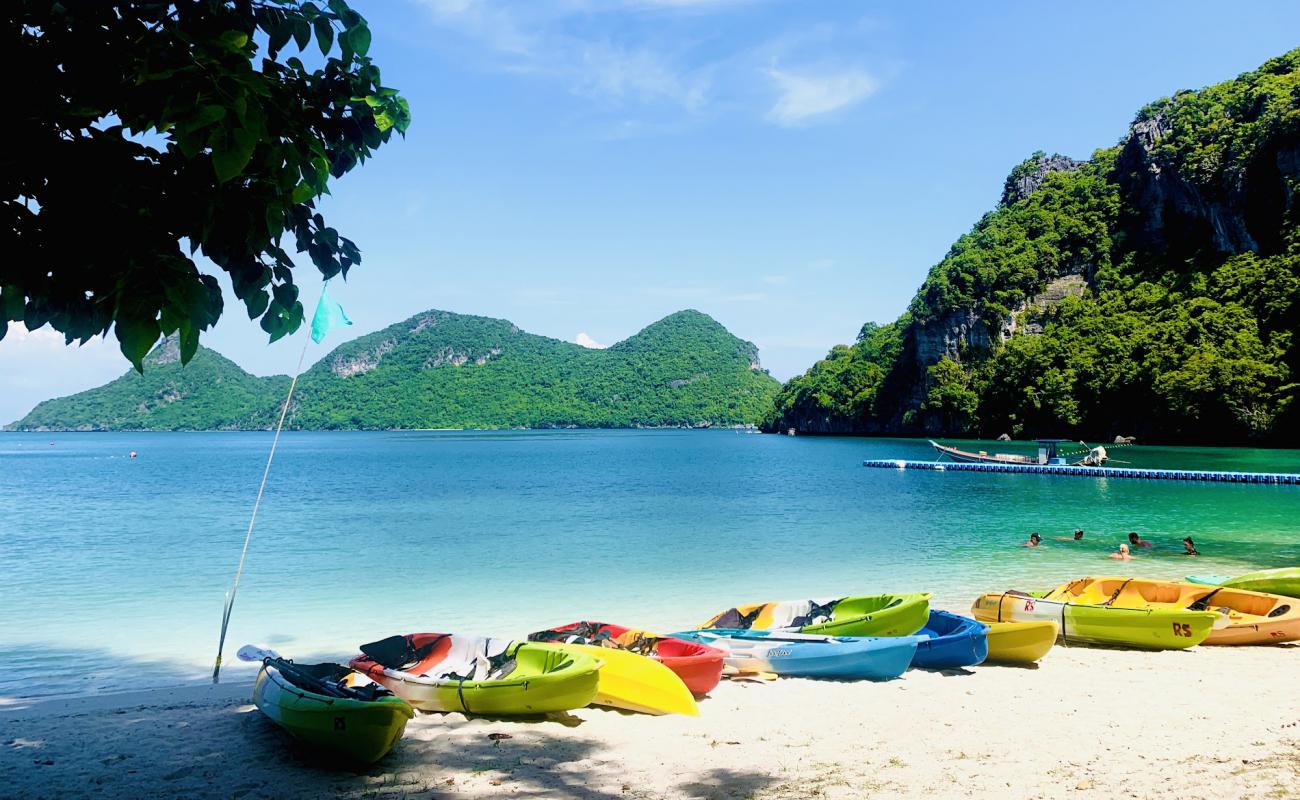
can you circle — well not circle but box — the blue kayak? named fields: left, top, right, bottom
left=912, top=610, right=988, bottom=669
left=671, top=629, right=920, bottom=680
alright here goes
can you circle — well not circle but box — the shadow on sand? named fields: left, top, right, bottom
left=2, top=643, right=781, bottom=800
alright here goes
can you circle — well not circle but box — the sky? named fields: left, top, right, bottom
left=4, top=1, right=1300, bottom=424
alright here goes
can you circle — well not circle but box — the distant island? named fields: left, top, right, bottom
left=766, top=47, right=1300, bottom=446
left=8, top=310, right=780, bottom=431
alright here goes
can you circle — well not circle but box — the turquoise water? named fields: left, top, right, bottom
left=2, top=431, right=1298, bottom=700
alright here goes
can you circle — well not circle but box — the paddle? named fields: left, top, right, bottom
left=237, top=644, right=351, bottom=699
left=237, top=644, right=283, bottom=663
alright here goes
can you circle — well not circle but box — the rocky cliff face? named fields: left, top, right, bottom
left=1116, top=109, right=1297, bottom=258
left=1001, top=152, right=1084, bottom=206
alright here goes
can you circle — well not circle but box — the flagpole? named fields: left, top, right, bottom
left=212, top=340, right=308, bottom=683
left=211, top=282, right=349, bottom=684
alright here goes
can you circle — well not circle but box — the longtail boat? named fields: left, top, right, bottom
left=930, top=439, right=1108, bottom=467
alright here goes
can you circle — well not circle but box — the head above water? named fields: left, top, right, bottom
left=1118, top=543, right=1130, bottom=555
left=1183, top=537, right=1197, bottom=553
left=1030, top=532, right=1042, bottom=542
left=1074, top=529, right=1084, bottom=540
left=1128, top=532, right=1139, bottom=544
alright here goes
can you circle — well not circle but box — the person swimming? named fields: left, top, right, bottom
left=1023, top=532, right=1043, bottom=548
left=1109, top=543, right=1133, bottom=560
left=1128, top=532, right=1153, bottom=549
left=1182, top=537, right=1199, bottom=556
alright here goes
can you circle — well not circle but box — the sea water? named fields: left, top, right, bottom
left=2, top=430, right=1298, bottom=700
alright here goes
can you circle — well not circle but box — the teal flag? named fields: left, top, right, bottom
left=310, top=285, right=352, bottom=343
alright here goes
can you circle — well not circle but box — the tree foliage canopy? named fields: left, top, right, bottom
left=4, top=0, right=410, bottom=368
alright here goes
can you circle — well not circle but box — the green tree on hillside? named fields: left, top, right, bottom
left=4, top=1, right=410, bottom=368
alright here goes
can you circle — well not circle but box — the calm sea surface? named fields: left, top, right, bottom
left=2, top=430, right=1298, bottom=700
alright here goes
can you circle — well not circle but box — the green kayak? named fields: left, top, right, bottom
left=698, top=593, right=931, bottom=637
left=1217, top=567, right=1300, bottom=599
left=252, top=659, right=414, bottom=765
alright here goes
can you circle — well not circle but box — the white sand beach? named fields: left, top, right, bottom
left=3, top=637, right=1297, bottom=800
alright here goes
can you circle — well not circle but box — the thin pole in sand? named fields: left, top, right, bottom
left=211, top=339, right=309, bottom=684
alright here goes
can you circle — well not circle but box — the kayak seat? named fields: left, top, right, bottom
left=360, top=634, right=440, bottom=671
left=487, top=658, right=517, bottom=680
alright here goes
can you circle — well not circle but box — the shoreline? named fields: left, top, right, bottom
left=4, top=642, right=1297, bottom=798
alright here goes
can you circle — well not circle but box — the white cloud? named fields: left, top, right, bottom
left=766, top=66, right=878, bottom=125
left=575, top=42, right=710, bottom=110
left=575, top=332, right=607, bottom=349
left=415, top=1, right=710, bottom=111
left=0, top=323, right=129, bottom=424
left=760, top=274, right=789, bottom=286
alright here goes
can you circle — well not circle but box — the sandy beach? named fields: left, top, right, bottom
left=3, top=633, right=1297, bottom=800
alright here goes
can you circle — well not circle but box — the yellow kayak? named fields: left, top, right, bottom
left=547, top=643, right=699, bottom=716
left=982, top=620, right=1057, bottom=664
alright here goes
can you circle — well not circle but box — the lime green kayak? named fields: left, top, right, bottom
left=698, top=593, right=931, bottom=637
left=350, top=633, right=602, bottom=715
left=972, top=590, right=1218, bottom=650
left=1218, top=567, right=1300, bottom=599
left=252, top=660, right=413, bottom=765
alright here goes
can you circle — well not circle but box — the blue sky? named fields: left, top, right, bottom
left=3, top=1, right=1300, bottom=423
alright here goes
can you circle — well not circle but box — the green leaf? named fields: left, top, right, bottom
left=245, top=289, right=270, bottom=320
left=292, top=17, right=311, bottom=51
left=373, top=110, right=394, bottom=132
left=115, top=316, right=161, bottom=372
left=212, top=129, right=257, bottom=183
left=1, top=285, right=26, bottom=321
left=272, top=282, right=299, bottom=307
left=269, top=19, right=293, bottom=53
left=266, top=207, right=285, bottom=239
left=345, top=24, right=371, bottom=57
left=313, top=17, right=333, bottom=55
left=188, top=105, right=227, bottom=130
left=291, top=181, right=315, bottom=204
left=218, top=30, right=249, bottom=51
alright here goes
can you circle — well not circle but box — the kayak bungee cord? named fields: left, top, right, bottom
left=211, top=341, right=308, bottom=684
left=211, top=282, right=352, bottom=684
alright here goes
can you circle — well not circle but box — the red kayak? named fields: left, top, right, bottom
left=530, top=621, right=725, bottom=696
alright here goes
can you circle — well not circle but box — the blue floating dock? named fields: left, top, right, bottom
left=862, top=459, right=1300, bottom=485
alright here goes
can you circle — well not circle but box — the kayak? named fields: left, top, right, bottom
left=1219, top=567, right=1300, bottom=599
left=911, top=610, right=988, bottom=669
left=537, top=642, right=698, bottom=716
left=349, top=633, right=601, bottom=715
left=252, top=659, right=413, bottom=765
left=530, top=621, right=725, bottom=696
left=972, top=590, right=1218, bottom=649
left=1052, top=576, right=1300, bottom=645
left=671, top=629, right=920, bottom=680
left=982, top=620, right=1058, bottom=664
left=698, top=593, right=931, bottom=637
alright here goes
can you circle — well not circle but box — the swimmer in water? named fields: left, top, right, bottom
left=1182, top=537, right=1199, bottom=556
left=1023, top=532, right=1043, bottom=548
left=1109, top=543, right=1133, bottom=561
left=1128, top=532, right=1153, bottom=549
left=1056, top=529, right=1084, bottom=542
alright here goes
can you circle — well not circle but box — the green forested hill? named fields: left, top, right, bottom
left=8, top=309, right=779, bottom=430
left=767, top=48, right=1300, bottom=444
left=9, top=338, right=290, bottom=431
